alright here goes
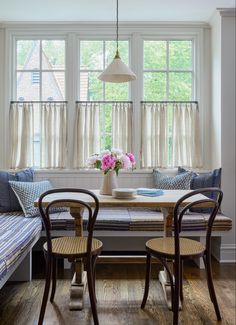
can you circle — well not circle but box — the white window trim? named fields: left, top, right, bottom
left=2, top=22, right=210, bottom=170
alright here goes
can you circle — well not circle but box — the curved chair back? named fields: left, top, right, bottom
left=172, top=187, right=223, bottom=312
left=173, top=187, right=223, bottom=253
left=38, top=188, right=99, bottom=257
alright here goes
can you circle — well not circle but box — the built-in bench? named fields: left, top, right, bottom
left=0, top=207, right=232, bottom=288
left=0, top=213, right=42, bottom=289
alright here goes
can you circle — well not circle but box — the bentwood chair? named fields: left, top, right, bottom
left=38, top=188, right=103, bottom=325
left=141, top=188, right=223, bottom=325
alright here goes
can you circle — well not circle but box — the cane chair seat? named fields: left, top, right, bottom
left=43, top=236, right=103, bottom=257
left=146, top=237, right=205, bottom=258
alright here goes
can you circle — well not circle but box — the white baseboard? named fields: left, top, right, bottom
left=219, top=244, right=236, bottom=263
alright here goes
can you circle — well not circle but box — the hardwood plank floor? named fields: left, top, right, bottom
left=0, top=255, right=235, bottom=325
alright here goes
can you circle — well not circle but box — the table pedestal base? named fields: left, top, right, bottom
left=159, top=270, right=182, bottom=310
left=69, top=271, right=87, bottom=310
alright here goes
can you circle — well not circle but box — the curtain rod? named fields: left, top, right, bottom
left=10, top=101, right=68, bottom=104
left=76, top=101, right=133, bottom=104
left=141, top=101, right=198, bottom=104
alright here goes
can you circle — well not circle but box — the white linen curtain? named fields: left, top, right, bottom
left=73, top=102, right=101, bottom=168
left=10, top=102, right=34, bottom=168
left=40, top=102, right=67, bottom=168
left=112, top=102, right=133, bottom=152
left=141, top=103, right=168, bottom=168
left=172, top=103, right=202, bottom=168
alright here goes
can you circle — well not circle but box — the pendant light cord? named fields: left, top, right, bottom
left=115, top=0, right=120, bottom=58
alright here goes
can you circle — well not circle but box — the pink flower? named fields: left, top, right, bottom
left=101, top=154, right=116, bottom=171
left=126, top=153, right=136, bottom=166
left=120, top=154, right=132, bottom=169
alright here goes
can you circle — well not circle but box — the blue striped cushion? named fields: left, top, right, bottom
left=0, top=259, right=7, bottom=281
left=0, top=212, right=42, bottom=277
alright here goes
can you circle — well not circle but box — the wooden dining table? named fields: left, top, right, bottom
left=35, top=189, right=207, bottom=310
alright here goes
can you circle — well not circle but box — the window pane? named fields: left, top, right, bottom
left=100, top=104, right=112, bottom=151
left=80, top=41, right=103, bottom=70
left=169, top=41, right=192, bottom=70
left=17, top=40, right=40, bottom=70
left=143, top=72, right=167, bottom=101
left=42, top=72, right=65, bottom=100
left=144, top=41, right=167, bottom=70
left=169, top=72, right=192, bottom=100
left=33, top=104, right=41, bottom=167
left=105, top=83, right=129, bottom=100
left=105, top=41, right=129, bottom=67
left=42, top=40, right=65, bottom=70
left=80, top=72, right=103, bottom=101
left=17, top=72, right=40, bottom=100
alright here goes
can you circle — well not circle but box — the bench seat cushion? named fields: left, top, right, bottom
left=0, top=212, right=42, bottom=280
left=48, top=208, right=232, bottom=232
left=0, top=259, right=7, bottom=281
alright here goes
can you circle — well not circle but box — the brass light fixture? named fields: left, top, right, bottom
left=98, top=0, right=137, bottom=83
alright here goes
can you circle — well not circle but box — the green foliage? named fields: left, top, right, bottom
left=42, top=40, right=65, bottom=68
left=144, top=41, right=167, bottom=70
left=143, top=40, right=193, bottom=101
left=17, top=40, right=38, bottom=69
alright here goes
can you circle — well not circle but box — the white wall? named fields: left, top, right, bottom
left=219, top=9, right=236, bottom=262
left=210, top=8, right=236, bottom=262
left=209, top=12, right=221, bottom=168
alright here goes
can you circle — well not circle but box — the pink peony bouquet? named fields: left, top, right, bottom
left=86, top=149, right=136, bottom=175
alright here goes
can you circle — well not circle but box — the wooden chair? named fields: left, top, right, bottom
left=38, top=188, right=103, bottom=325
left=141, top=188, right=223, bottom=325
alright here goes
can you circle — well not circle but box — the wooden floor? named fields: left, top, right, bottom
left=0, top=255, right=235, bottom=325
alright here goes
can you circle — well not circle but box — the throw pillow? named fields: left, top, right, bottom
left=178, top=167, right=222, bottom=212
left=153, top=169, right=194, bottom=190
left=0, top=168, right=34, bottom=213
left=9, top=180, right=53, bottom=217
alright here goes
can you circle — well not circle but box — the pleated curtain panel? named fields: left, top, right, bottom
left=112, top=102, right=132, bottom=152
left=172, top=103, right=202, bottom=168
left=10, top=102, right=34, bottom=169
left=141, top=103, right=169, bottom=168
left=141, top=102, right=202, bottom=168
left=73, top=102, right=101, bottom=168
left=40, top=102, right=67, bottom=168
left=10, top=102, right=67, bottom=169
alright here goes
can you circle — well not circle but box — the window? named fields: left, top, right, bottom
left=31, top=70, right=40, bottom=84
left=15, top=39, right=66, bottom=166
left=79, top=40, right=130, bottom=150
left=11, top=33, right=201, bottom=169
left=143, top=40, right=193, bottom=101
left=143, top=40, right=194, bottom=165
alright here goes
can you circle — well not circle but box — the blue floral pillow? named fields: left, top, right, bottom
left=153, top=170, right=195, bottom=190
left=9, top=180, right=54, bottom=217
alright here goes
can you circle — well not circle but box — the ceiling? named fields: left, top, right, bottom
left=0, top=0, right=235, bottom=22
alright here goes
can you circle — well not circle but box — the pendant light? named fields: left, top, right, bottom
left=98, top=0, right=137, bottom=83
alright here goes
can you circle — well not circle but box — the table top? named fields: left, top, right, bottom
left=34, top=189, right=208, bottom=209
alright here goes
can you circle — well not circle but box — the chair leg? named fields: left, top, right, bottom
left=50, top=255, right=57, bottom=303
left=173, top=259, right=180, bottom=325
left=92, top=255, right=98, bottom=302
left=141, top=253, right=151, bottom=309
left=203, top=254, right=221, bottom=320
left=38, top=253, right=52, bottom=325
left=87, top=256, right=99, bottom=325
left=180, top=259, right=184, bottom=302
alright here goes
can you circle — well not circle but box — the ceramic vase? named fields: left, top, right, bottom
left=100, top=170, right=118, bottom=195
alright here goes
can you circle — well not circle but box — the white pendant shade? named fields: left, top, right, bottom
left=98, top=57, right=137, bottom=83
